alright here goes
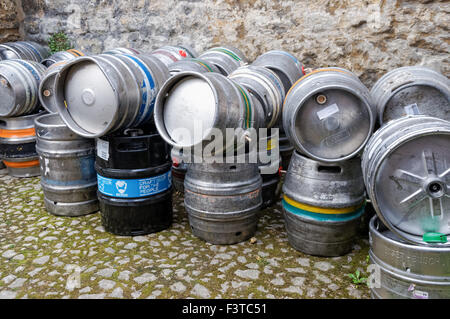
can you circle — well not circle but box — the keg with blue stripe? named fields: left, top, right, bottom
left=282, top=151, right=366, bottom=256
left=53, top=53, right=169, bottom=138
left=95, top=127, right=172, bottom=236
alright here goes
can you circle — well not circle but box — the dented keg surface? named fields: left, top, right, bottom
left=282, top=151, right=366, bottom=256
left=257, top=129, right=281, bottom=208
left=198, top=46, right=248, bottom=76
left=154, top=71, right=262, bottom=154
left=283, top=67, right=375, bottom=163
left=184, top=159, right=262, bottom=245
left=252, top=50, right=304, bottom=94
left=0, top=112, right=44, bottom=177
left=371, top=66, right=450, bottom=124
left=0, top=59, right=47, bottom=117
left=362, top=115, right=450, bottom=247
left=151, top=45, right=197, bottom=67
left=0, top=41, right=49, bottom=62
left=369, top=216, right=450, bottom=299
left=168, top=58, right=220, bottom=75
left=54, top=54, right=170, bottom=138
left=41, top=49, right=85, bottom=67
left=103, top=47, right=142, bottom=55
left=35, top=113, right=98, bottom=216
left=95, top=128, right=173, bottom=236
left=229, top=65, right=285, bottom=129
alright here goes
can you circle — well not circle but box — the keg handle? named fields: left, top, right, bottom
left=123, top=128, right=143, bottom=137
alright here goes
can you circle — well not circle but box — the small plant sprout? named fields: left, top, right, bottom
left=48, top=32, right=72, bottom=54
left=347, top=269, right=367, bottom=285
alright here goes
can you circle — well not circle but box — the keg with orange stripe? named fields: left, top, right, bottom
left=0, top=112, right=43, bottom=177
left=41, top=49, right=85, bottom=67
left=282, top=67, right=376, bottom=163
left=282, top=151, right=366, bottom=256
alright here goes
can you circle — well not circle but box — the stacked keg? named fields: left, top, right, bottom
left=362, top=115, right=450, bottom=298
left=0, top=41, right=49, bottom=62
left=52, top=49, right=173, bottom=233
left=154, top=49, right=268, bottom=243
left=282, top=67, right=376, bottom=256
left=0, top=57, right=48, bottom=177
left=253, top=50, right=305, bottom=170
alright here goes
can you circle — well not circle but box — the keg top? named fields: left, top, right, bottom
left=293, top=87, right=372, bottom=161
left=163, top=76, right=216, bottom=146
left=372, top=128, right=450, bottom=245
left=35, top=113, right=65, bottom=127
left=63, top=60, right=118, bottom=135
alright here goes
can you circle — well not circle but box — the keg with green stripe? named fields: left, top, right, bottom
left=282, top=151, right=366, bottom=256
left=53, top=53, right=169, bottom=138
left=154, top=71, right=262, bottom=157
left=168, top=58, right=220, bottom=75
left=199, top=46, right=247, bottom=76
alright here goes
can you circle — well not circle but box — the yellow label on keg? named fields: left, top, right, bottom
left=267, top=139, right=274, bottom=151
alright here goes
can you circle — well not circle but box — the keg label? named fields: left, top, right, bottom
left=96, top=139, right=109, bottom=161
left=97, top=171, right=171, bottom=198
left=404, top=103, right=421, bottom=115
left=413, top=290, right=429, bottom=299
left=317, top=103, right=339, bottom=120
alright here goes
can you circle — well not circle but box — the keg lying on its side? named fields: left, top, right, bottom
left=103, top=47, right=142, bottom=55
left=35, top=113, right=98, bottom=216
left=185, top=159, right=262, bottom=245
left=154, top=71, right=263, bottom=155
left=369, top=216, right=450, bottom=299
left=198, top=46, right=247, bottom=76
left=283, top=67, right=375, bottom=163
left=0, top=41, right=49, bottom=62
left=152, top=45, right=197, bottom=67
left=54, top=53, right=170, bottom=138
left=41, top=49, right=85, bottom=67
left=370, top=66, right=450, bottom=124
left=168, top=58, right=220, bottom=75
left=252, top=50, right=304, bottom=94
left=0, top=112, right=43, bottom=177
left=0, top=59, right=47, bottom=117
left=229, top=65, right=285, bottom=129
left=96, top=128, right=173, bottom=236
left=39, top=61, right=71, bottom=113
left=362, top=115, right=450, bottom=247
left=282, top=151, right=366, bottom=256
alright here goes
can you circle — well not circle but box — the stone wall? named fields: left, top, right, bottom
left=16, top=0, right=450, bottom=85
left=0, top=0, right=22, bottom=43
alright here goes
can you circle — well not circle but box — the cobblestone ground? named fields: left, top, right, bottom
left=0, top=172, right=370, bottom=299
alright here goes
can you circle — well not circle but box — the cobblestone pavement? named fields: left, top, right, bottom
left=0, top=173, right=370, bottom=299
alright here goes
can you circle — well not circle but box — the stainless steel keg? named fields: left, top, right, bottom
left=198, top=46, right=248, bottom=76
left=283, top=67, right=375, bottom=163
left=369, top=216, right=450, bottom=299
left=0, top=59, right=47, bottom=117
left=41, top=49, right=85, bottom=67
left=168, top=58, right=220, bottom=75
left=370, top=66, right=450, bottom=124
left=252, top=50, right=304, bottom=94
left=362, top=115, right=450, bottom=247
left=39, top=60, right=70, bottom=113
left=0, top=41, right=49, bottom=62
left=103, top=47, right=142, bottom=55
left=35, top=113, right=98, bottom=216
left=184, top=159, right=262, bottom=245
left=171, top=147, right=189, bottom=192
left=152, top=45, right=197, bottom=67
left=154, top=71, right=262, bottom=155
left=282, top=151, right=366, bottom=256
left=0, top=112, right=43, bottom=177
left=53, top=53, right=170, bottom=138
left=229, top=65, right=285, bottom=128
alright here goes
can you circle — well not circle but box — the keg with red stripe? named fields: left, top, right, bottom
left=0, top=112, right=43, bottom=177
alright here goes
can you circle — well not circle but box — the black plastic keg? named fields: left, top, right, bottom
left=95, top=127, right=173, bottom=236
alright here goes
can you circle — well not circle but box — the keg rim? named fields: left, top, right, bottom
left=369, top=127, right=450, bottom=247
left=288, top=83, right=375, bottom=163
left=54, top=56, right=120, bottom=138
left=154, top=71, right=219, bottom=149
left=34, top=112, right=66, bottom=129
